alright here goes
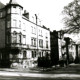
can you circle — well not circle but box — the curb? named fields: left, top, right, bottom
left=0, top=71, right=80, bottom=78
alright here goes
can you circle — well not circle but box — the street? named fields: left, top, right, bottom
left=0, top=64, right=80, bottom=80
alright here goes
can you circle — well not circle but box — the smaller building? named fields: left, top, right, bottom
left=62, top=37, right=76, bottom=63
left=50, top=30, right=64, bottom=65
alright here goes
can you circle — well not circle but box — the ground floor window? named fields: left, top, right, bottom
left=23, top=51, right=26, bottom=58
left=32, top=51, right=36, bottom=58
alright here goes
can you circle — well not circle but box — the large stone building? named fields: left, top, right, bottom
left=0, top=0, right=50, bottom=68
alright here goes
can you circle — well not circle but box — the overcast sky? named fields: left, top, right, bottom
left=0, top=0, right=73, bottom=31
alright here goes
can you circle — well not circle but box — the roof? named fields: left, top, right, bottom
left=6, top=0, right=23, bottom=9
left=9, top=0, right=18, bottom=4
left=0, top=2, right=5, bottom=9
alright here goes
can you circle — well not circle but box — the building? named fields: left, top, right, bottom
left=0, top=0, right=50, bottom=68
left=63, top=37, right=76, bottom=63
left=50, top=30, right=76, bottom=65
left=50, top=30, right=65, bottom=65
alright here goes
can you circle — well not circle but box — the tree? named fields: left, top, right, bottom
left=62, top=0, right=80, bottom=34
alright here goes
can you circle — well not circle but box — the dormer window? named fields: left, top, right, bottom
left=12, top=6, right=17, bottom=13
left=13, top=6, right=16, bottom=8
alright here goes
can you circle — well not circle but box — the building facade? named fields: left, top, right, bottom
left=0, top=0, right=50, bottom=68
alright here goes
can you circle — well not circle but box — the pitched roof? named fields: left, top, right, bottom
left=0, top=2, right=5, bottom=9
left=9, top=0, right=18, bottom=4
left=8, top=0, right=23, bottom=9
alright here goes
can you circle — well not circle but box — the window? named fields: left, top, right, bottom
left=7, top=33, right=10, bottom=44
left=46, top=41, right=49, bottom=49
left=12, top=31, right=17, bottom=43
left=32, top=51, right=36, bottom=58
left=23, top=51, right=26, bottom=58
left=41, top=30, right=42, bottom=36
left=23, top=35, right=26, bottom=44
left=13, top=6, right=16, bottom=8
left=31, top=26, right=33, bottom=33
left=23, top=23, right=26, bottom=31
left=31, top=38, right=36, bottom=47
left=39, top=29, right=42, bottom=36
left=46, top=32, right=48, bottom=38
left=32, top=51, right=34, bottom=58
left=46, top=41, right=48, bottom=48
left=13, top=6, right=17, bottom=13
left=31, top=26, right=36, bottom=34
left=19, top=8, right=21, bottom=15
left=7, top=21, right=11, bottom=28
left=19, top=20, right=21, bottom=28
left=34, top=27, right=36, bottom=34
left=34, top=38, right=36, bottom=46
left=39, top=39, right=43, bottom=48
left=0, top=12, right=2, bottom=18
left=13, top=19, right=17, bottom=27
left=19, top=34, right=21, bottom=43
left=32, top=16, right=34, bottom=22
left=7, top=8, right=10, bottom=14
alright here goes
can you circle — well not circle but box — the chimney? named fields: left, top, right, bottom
left=23, top=10, right=29, bottom=19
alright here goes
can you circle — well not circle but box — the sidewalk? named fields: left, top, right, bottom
left=0, top=70, right=80, bottom=78
left=0, top=65, right=60, bottom=73
left=0, top=64, right=80, bottom=78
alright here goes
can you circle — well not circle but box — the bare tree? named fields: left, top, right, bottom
left=62, top=0, right=80, bottom=34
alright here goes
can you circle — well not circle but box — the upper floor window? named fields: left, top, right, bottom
left=23, top=35, right=26, bottom=44
left=39, top=39, right=43, bottom=48
left=31, top=26, right=36, bottom=34
left=46, top=41, right=48, bottom=48
left=23, top=51, right=26, bottom=58
left=31, top=38, right=36, bottom=47
left=39, top=29, right=42, bottom=36
left=32, top=16, right=34, bottom=22
left=7, top=8, right=10, bottom=14
left=46, top=32, right=48, bottom=38
left=7, top=21, right=11, bottom=28
left=32, top=51, right=36, bottom=58
left=12, top=31, right=17, bottom=43
left=0, top=12, right=2, bottom=18
left=19, top=8, right=21, bottom=15
left=19, top=34, right=21, bottom=44
left=12, top=6, right=17, bottom=13
left=7, top=32, right=10, bottom=44
left=13, top=19, right=17, bottom=27
left=19, top=20, right=21, bottom=28
left=23, top=23, right=26, bottom=31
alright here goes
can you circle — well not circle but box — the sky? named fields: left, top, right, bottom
left=0, top=0, right=73, bottom=31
